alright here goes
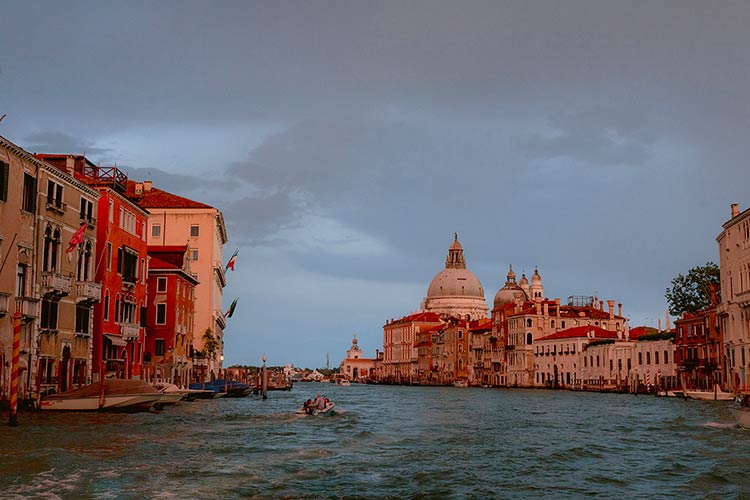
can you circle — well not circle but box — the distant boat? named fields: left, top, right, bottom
left=189, top=379, right=251, bottom=397
left=336, top=379, right=351, bottom=386
left=453, top=380, right=468, bottom=388
left=731, top=394, right=750, bottom=429
left=40, top=379, right=162, bottom=412
left=684, top=385, right=734, bottom=401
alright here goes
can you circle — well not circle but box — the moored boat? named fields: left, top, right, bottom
left=40, top=379, right=162, bottom=412
left=453, top=379, right=468, bottom=388
left=684, top=385, right=734, bottom=401
left=189, top=379, right=251, bottom=397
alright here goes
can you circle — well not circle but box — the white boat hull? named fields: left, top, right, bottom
left=40, top=397, right=101, bottom=411
left=684, top=386, right=734, bottom=401
left=732, top=406, right=750, bottom=429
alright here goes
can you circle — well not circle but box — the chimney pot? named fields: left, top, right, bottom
left=144, top=180, right=153, bottom=192
left=607, top=300, right=615, bottom=320
left=731, top=203, right=740, bottom=218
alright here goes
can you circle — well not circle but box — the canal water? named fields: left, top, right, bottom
left=1, top=383, right=749, bottom=499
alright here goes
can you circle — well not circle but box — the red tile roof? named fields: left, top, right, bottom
left=386, top=311, right=443, bottom=327
left=537, top=325, right=618, bottom=342
left=126, top=180, right=213, bottom=209
left=469, top=318, right=493, bottom=331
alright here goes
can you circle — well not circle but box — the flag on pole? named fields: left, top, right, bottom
left=225, top=248, right=239, bottom=271
left=66, top=223, right=87, bottom=253
left=224, top=297, right=238, bottom=318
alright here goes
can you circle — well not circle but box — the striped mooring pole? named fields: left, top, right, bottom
left=9, top=311, right=21, bottom=426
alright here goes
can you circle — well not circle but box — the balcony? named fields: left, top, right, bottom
left=42, top=271, right=72, bottom=298
left=0, top=293, right=9, bottom=317
left=121, top=324, right=140, bottom=341
left=82, top=215, right=97, bottom=229
left=15, top=297, right=39, bottom=320
left=76, top=281, right=102, bottom=304
left=45, top=200, right=67, bottom=215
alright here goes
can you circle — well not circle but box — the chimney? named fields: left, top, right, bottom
left=555, top=298, right=561, bottom=318
left=618, top=303, right=622, bottom=317
left=599, top=300, right=604, bottom=311
left=666, top=310, right=671, bottom=330
left=731, top=203, right=740, bottom=218
left=535, top=300, right=542, bottom=315
left=135, top=182, right=143, bottom=195
left=658, top=318, right=662, bottom=331
left=65, top=156, right=75, bottom=176
left=144, top=180, right=153, bottom=192
left=607, top=300, right=614, bottom=319
left=543, top=302, right=549, bottom=317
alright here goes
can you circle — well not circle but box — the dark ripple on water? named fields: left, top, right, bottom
left=2, top=384, right=750, bottom=498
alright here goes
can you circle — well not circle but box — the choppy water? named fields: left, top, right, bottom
left=1, top=383, right=749, bottom=499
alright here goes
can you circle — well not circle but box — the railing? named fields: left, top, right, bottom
left=15, top=297, right=39, bottom=318
left=42, top=271, right=72, bottom=296
left=121, top=324, right=140, bottom=341
left=81, top=164, right=128, bottom=193
left=82, top=215, right=97, bottom=229
left=76, top=281, right=102, bottom=303
left=0, top=293, right=9, bottom=316
left=45, top=200, right=67, bottom=214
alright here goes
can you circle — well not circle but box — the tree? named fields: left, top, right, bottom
left=201, top=327, right=219, bottom=361
left=665, top=262, right=720, bottom=316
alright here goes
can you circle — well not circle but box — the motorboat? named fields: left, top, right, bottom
left=453, top=380, right=468, bottom=388
left=152, top=383, right=187, bottom=406
left=337, top=379, right=351, bottom=386
left=684, top=385, right=734, bottom=401
left=297, top=402, right=336, bottom=416
left=732, top=394, right=750, bottom=429
left=40, top=379, right=162, bottom=412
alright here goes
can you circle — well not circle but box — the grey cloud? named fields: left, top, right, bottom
left=22, top=131, right=113, bottom=158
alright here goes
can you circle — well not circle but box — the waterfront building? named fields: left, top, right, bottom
left=468, top=318, right=492, bottom=386
left=537, top=325, right=617, bottom=389
left=423, top=234, right=489, bottom=320
left=32, top=156, right=101, bottom=396
left=414, top=323, right=443, bottom=384
left=0, top=136, right=43, bottom=401
left=506, top=289, right=626, bottom=387
left=633, top=333, right=677, bottom=391
left=339, top=335, right=377, bottom=381
left=127, top=181, right=228, bottom=381
left=382, top=311, right=442, bottom=383
left=674, top=304, right=722, bottom=391
left=39, top=155, right=150, bottom=382
left=716, top=203, right=750, bottom=391
left=434, top=318, right=472, bottom=384
left=144, top=245, right=198, bottom=387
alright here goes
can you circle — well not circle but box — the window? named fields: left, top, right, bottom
left=646, top=352, right=651, bottom=364
left=152, top=224, right=161, bottom=238
left=141, top=258, right=146, bottom=284
left=106, top=242, right=112, bottom=271
left=190, top=249, right=199, bottom=261
left=119, top=209, right=136, bottom=234
left=77, top=242, right=92, bottom=281
left=80, top=197, right=94, bottom=223
left=43, top=226, right=61, bottom=272
left=119, top=246, right=138, bottom=283
left=155, top=339, right=165, bottom=356
left=157, top=277, right=167, bottom=293
left=103, top=292, right=110, bottom=321
left=156, top=303, right=167, bottom=324
left=75, top=305, right=90, bottom=334
left=108, top=199, right=114, bottom=222
left=47, top=180, right=64, bottom=209
left=0, top=161, right=8, bottom=202
left=526, top=332, right=532, bottom=345
left=527, top=319, right=532, bottom=328
left=40, top=299, right=59, bottom=330
left=16, top=264, right=28, bottom=297
left=190, top=225, right=199, bottom=237
left=664, top=351, right=668, bottom=365
left=458, top=330, right=463, bottom=339
left=638, top=352, right=642, bottom=364
left=655, top=351, right=660, bottom=365
left=22, top=173, right=36, bottom=213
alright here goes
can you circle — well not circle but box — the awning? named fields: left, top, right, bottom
left=104, top=334, right=127, bottom=347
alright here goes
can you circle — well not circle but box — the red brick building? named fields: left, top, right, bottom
left=674, top=306, right=723, bottom=390
left=144, top=245, right=197, bottom=387
left=37, top=155, right=150, bottom=381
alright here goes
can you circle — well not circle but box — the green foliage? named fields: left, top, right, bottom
left=201, top=327, right=219, bottom=361
left=637, top=331, right=676, bottom=342
left=665, top=262, right=720, bottom=316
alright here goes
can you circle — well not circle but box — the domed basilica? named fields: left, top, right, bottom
left=423, top=234, right=489, bottom=320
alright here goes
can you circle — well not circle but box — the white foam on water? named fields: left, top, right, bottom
left=704, top=421, right=738, bottom=429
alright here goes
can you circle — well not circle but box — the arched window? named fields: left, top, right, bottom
left=527, top=319, right=532, bottom=328
left=526, top=332, right=532, bottom=345
left=77, top=241, right=93, bottom=281
left=51, top=229, right=61, bottom=271
left=43, top=227, right=53, bottom=271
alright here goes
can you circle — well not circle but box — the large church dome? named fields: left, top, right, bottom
left=423, top=234, right=488, bottom=320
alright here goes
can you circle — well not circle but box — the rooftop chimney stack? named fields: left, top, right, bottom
left=732, top=203, right=740, bottom=218
left=607, top=300, right=615, bottom=320
left=135, top=182, right=143, bottom=195
left=144, top=180, right=153, bottom=192
left=618, top=303, right=622, bottom=317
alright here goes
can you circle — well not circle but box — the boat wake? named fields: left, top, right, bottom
left=704, top=421, right=738, bottom=429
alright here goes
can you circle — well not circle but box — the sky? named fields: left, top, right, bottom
left=1, top=1, right=749, bottom=369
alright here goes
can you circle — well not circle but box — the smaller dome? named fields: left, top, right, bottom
left=532, top=268, right=542, bottom=285
left=519, top=273, right=529, bottom=286
left=493, top=264, right=528, bottom=308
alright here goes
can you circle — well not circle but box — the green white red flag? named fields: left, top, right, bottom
left=226, top=248, right=239, bottom=271
left=224, top=297, right=238, bottom=318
